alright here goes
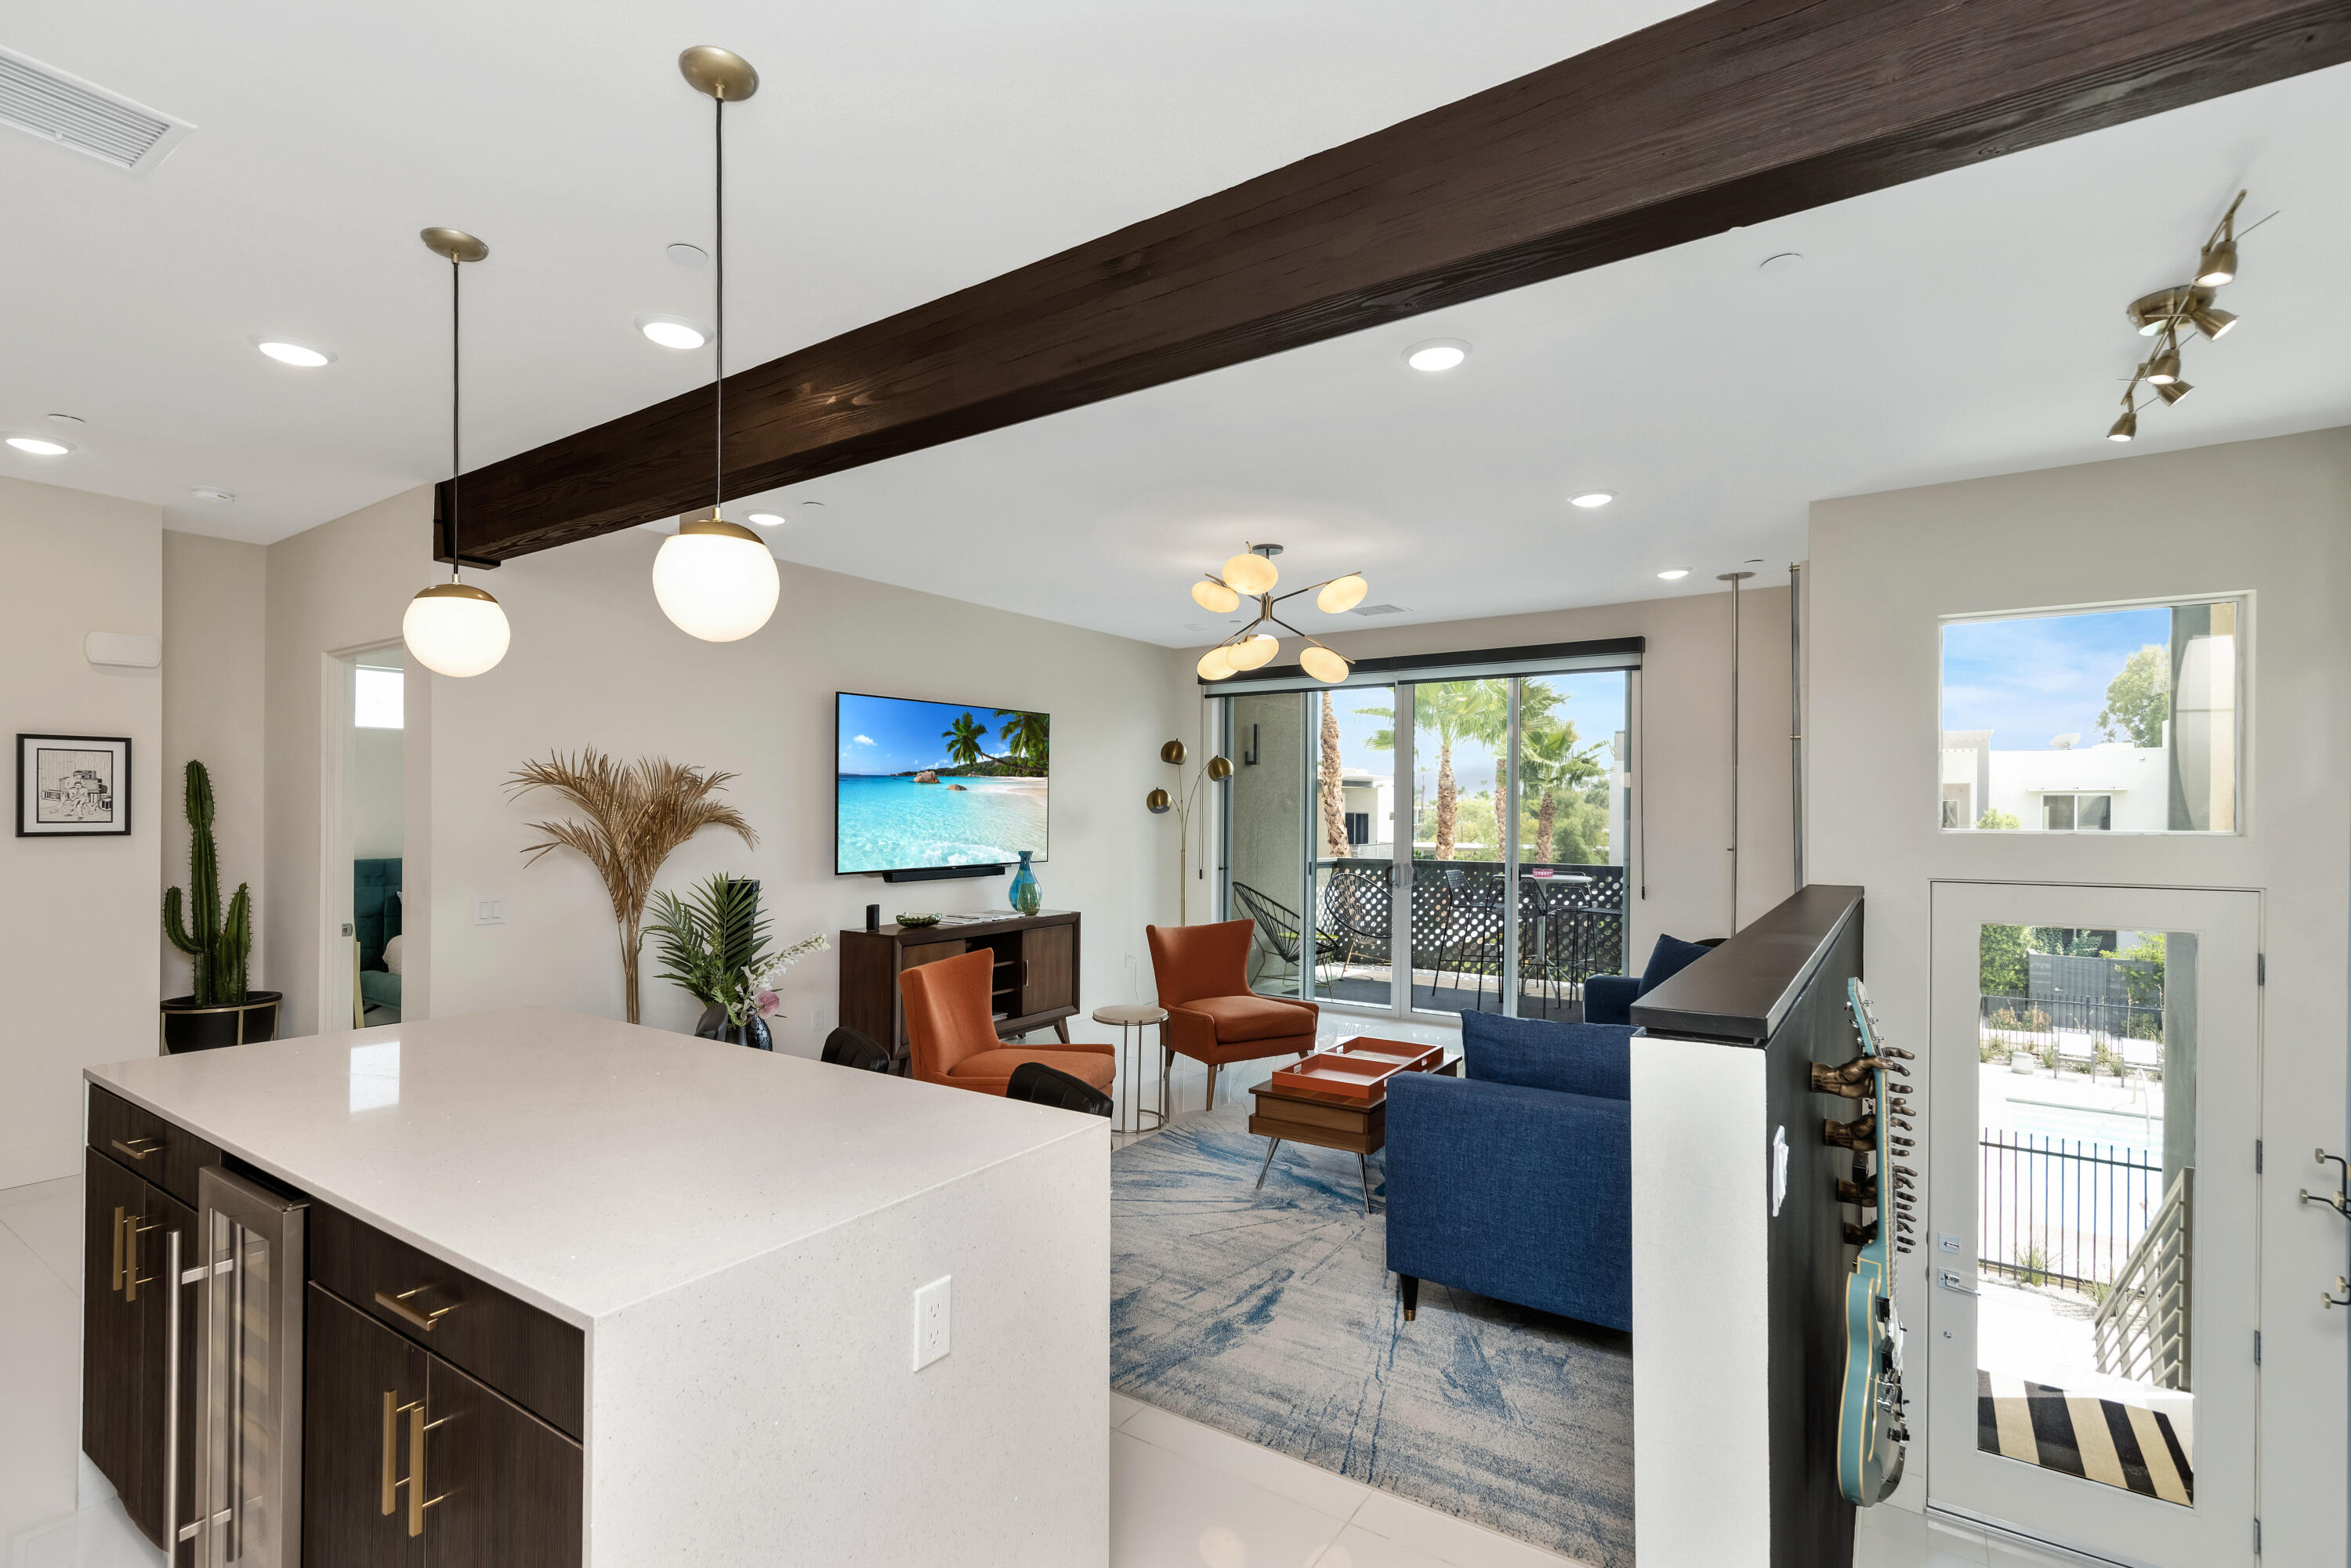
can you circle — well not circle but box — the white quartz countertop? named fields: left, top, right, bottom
left=85, top=1007, right=1103, bottom=1328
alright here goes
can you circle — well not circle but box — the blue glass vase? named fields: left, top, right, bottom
left=1008, top=850, right=1041, bottom=914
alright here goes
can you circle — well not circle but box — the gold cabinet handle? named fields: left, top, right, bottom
left=405, top=1400, right=452, bottom=1537
left=111, top=1207, right=126, bottom=1295
left=375, top=1287, right=461, bottom=1333
left=110, top=1136, right=161, bottom=1163
left=382, top=1392, right=399, bottom=1515
left=125, top=1216, right=161, bottom=1302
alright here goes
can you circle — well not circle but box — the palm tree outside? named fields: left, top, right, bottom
left=1519, top=715, right=1606, bottom=864
left=1364, top=679, right=1507, bottom=860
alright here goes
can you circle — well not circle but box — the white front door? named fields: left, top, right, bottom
left=1927, top=882, right=2259, bottom=1566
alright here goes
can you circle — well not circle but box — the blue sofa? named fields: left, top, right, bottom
left=1385, top=1010, right=1633, bottom=1330
left=1581, top=932, right=1716, bottom=1026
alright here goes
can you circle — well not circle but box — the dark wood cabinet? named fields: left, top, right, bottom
left=82, top=1145, right=201, bottom=1562
left=426, top=1353, right=585, bottom=1568
left=306, top=1285, right=427, bottom=1568
left=839, top=910, right=1081, bottom=1066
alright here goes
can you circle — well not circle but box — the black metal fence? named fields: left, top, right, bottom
left=1980, top=1130, right=2164, bottom=1293
left=1312, top=859, right=1628, bottom=1000
left=1980, top=993, right=2165, bottom=1044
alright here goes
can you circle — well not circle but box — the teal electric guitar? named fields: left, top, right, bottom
left=1818, top=977, right=1914, bottom=1506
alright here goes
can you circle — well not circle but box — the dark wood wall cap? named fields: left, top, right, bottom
left=1631, top=885, right=1863, bottom=1045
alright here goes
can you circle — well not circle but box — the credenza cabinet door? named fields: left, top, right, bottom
left=1020, top=922, right=1076, bottom=1016
left=422, top=1353, right=584, bottom=1568
left=305, top=1284, right=427, bottom=1568
left=82, top=1150, right=153, bottom=1530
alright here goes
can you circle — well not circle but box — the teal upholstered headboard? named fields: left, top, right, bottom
left=355, top=858, right=402, bottom=971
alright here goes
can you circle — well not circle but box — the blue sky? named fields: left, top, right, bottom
left=838, top=693, right=1038, bottom=774
left=1322, top=672, right=1628, bottom=796
left=1942, top=607, right=2170, bottom=751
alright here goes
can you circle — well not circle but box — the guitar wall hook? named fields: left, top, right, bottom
left=2300, top=1148, right=2350, bottom=1223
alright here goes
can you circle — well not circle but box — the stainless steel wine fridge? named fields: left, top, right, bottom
left=183, top=1165, right=307, bottom=1566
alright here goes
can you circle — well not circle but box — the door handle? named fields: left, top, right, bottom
left=1936, top=1269, right=1978, bottom=1297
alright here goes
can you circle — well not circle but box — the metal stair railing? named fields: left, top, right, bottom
left=2091, top=1167, right=2193, bottom=1390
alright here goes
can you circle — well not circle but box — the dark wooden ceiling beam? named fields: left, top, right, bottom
left=439, top=0, right=2351, bottom=563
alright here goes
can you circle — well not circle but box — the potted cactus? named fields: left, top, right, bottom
left=161, top=760, right=281, bottom=1052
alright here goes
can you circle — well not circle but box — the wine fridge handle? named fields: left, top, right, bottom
left=164, top=1226, right=183, bottom=1558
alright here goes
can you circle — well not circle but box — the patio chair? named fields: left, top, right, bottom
left=2054, top=1029, right=2097, bottom=1075
left=1231, top=881, right=1306, bottom=988
left=1320, top=862, right=1391, bottom=986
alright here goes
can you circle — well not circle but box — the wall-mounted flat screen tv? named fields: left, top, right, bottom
left=835, top=692, right=1050, bottom=876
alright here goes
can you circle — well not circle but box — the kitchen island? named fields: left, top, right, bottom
left=82, top=1006, right=1108, bottom=1566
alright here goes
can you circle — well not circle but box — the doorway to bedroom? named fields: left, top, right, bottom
left=328, top=647, right=406, bottom=1028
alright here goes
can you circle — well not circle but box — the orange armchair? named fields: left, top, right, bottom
left=1147, top=920, right=1319, bottom=1110
left=900, top=949, right=1115, bottom=1097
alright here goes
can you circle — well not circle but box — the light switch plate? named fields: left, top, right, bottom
left=474, top=897, right=508, bottom=927
left=913, top=1276, right=951, bottom=1371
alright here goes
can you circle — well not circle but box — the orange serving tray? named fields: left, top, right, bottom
left=1266, top=1039, right=1444, bottom=1103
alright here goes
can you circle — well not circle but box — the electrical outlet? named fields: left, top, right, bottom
left=913, top=1276, right=951, bottom=1371
left=474, top=897, right=508, bottom=927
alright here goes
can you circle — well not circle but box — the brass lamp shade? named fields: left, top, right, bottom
left=2194, top=241, right=2237, bottom=287
left=1205, top=755, right=1234, bottom=780
left=2106, top=407, right=2137, bottom=443
left=1145, top=788, right=1172, bottom=813
left=2189, top=304, right=2237, bottom=340
left=2155, top=379, right=2193, bottom=405
left=2145, top=344, right=2181, bottom=385
left=1161, top=741, right=1187, bottom=764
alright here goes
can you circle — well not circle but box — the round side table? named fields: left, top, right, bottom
left=1092, top=1005, right=1170, bottom=1135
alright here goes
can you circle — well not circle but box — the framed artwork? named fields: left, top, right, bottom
left=16, top=734, right=132, bottom=837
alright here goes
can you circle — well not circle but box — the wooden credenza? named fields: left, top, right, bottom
left=838, top=910, right=1080, bottom=1067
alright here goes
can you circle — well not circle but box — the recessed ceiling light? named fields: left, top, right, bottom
left=1570, top=491, right=1615, bottom=509
left=1404, top=339, right=1469, bottom=373
left=745, top=511, right=784, bottom=527
left=190, top=487, right=236, bottom=502
left=5, top=434, right=74, bottom=456
left=666, top=243, right=709, bottom=267
left=252, top=338, right=335, bottom=367
left=1657, top=569, right=1689, bottom=580
left=636, top=314, right=709, bottom=350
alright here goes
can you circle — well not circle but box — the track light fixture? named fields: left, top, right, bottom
left=2106, top=190, right=2267, bottom=442
left=1187, top=541, right=1365, bottom=686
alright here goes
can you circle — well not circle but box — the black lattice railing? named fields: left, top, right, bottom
left=1309, top=859, right=1627, bottom=991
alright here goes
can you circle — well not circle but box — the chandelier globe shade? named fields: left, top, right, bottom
left=654, top=515, right=781, bottom=641
left=1190, top=578, right=1241, bottom=614
left=404, top=583, right=510, bottom=677
left=1227, top=632, right=1280, bottom=671
left=1315, top=573, right=1369, bottom=614
left=1298, top=645, right=1349, bottom=684
left=1197, top=645, right=1237, bottom=681
left=1222, top=551, right=1278, bottom=596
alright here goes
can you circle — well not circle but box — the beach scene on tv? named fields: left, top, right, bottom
left=836, top=693, right=1050, bottom=874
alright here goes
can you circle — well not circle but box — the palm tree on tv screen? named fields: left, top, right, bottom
left=941, top=712, right=994, bottom=769
left=994, top=709, right=1049, bottom=773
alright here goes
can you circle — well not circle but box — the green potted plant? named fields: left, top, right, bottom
left=161, top=760, right=281, bottom=1051
left=646, top=874, right=828, bottom=1050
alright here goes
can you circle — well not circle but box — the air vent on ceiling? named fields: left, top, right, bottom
left=1349, top=603, right=1409, bottom=617
left=0, top=47, right=193, bottom=173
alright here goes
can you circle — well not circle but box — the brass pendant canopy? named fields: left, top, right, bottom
left=676, top=509, right=764, bottom=545
left=418, top=227, right=489, bottom=264
left=679, top=45, right=759, bottom=100
left=412, top=581, right=498, bottom=604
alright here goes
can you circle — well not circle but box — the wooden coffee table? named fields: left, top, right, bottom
left=1248, top=1037, right=1462, bottom=1213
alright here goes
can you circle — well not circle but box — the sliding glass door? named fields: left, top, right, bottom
left=1218, top=663, right=1632, bottom=1026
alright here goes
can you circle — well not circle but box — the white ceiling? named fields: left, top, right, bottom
left=727, top=61, right=2351, bottom=645
left=8, top=13, right=2346, bottom=653
left=0, top=0, right=1687, bottom=539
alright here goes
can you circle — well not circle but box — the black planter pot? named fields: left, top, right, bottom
left=160, top=990, right=283, bottom=1054
left=694, top=1002, right=773, bottom=1051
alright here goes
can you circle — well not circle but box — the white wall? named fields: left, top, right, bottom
left=161, top=530, right=267, bottom=999
left=263, top=487, right=1186, bottom=1052
left=0, top=477, right=162, bottom=1187
left=1176, top=584, right=1798, bottom=964
left=1808, top=425, right=2351, bottom=1561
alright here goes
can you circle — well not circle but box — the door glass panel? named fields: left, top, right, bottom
left=1226, top=692, right=1309, bottom=998
left=1312, top=686, right=1396, bottom=1010
left=1512, top=674, right=1630, bottom=1020
left=1395, top=679, right=1508, bottom=1016
left=1975, top=922, right=2195, bottom=1503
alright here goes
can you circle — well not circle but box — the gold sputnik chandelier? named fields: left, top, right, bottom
left=2107, top=190, right=2265, bottom=444
left=1190, top=543, right=1368, bottom=685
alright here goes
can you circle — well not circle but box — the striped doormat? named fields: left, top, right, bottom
left=1976, top=1371, right=2193, bottom=1504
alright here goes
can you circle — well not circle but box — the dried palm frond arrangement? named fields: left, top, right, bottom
left=507, top=749, right=755, bottom=1023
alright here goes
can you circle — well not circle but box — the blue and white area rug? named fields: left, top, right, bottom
left=1111, top=1101, right=1634, bottom=1567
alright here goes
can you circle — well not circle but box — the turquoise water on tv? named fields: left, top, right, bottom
left=837, top=774, right=1049, bottom=873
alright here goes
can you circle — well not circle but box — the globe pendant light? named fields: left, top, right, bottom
left=654, top=46, right=781, bottom=643
left=403, top=228, right=512, bottom=679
